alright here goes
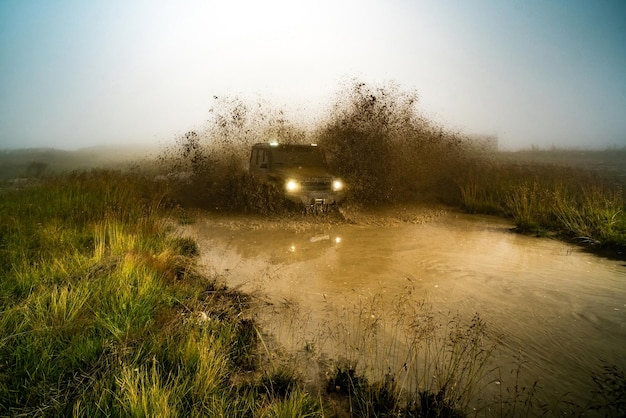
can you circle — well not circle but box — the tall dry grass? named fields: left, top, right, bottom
left=313, top=292, right=499, bottom=416
left=456, top=158, right=626, bottom=247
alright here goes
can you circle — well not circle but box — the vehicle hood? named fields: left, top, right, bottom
left=271, top=166, right=335, bottom=179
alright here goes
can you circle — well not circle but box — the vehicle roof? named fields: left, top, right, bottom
left=252, top=143, right=320, bottom=150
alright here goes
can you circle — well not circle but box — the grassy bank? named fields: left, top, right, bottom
left=455, top=156, right=626, bottom=252
left=0, top=171, right=322, bottom=416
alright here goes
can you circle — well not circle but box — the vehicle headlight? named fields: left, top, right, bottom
left=285, top=179, right=300, bottom=192
left=332, top=179, right=344, bottom=191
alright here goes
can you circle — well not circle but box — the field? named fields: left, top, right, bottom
left=2, top=168, right=624, bottom=417
left=499, top=148, right=626, bottom=180
left=1, top=81, right=625, bottom=416
left=0, top=145, right=160, bottom=181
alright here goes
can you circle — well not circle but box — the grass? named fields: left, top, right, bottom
left=0, top=170, right=321, bottom=417
left=590, top=363, right=626, bottom=416
left=455, top=156, right=626, bottom=251
left=314, top=293, right=497, bottom=417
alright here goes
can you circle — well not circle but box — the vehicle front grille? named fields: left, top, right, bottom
left=303, top=178, right=332, bottom=191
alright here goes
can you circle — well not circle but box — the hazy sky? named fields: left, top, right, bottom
left=1, top=0, right=625, bottom=150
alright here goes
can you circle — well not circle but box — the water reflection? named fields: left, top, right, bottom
left=287, top=234, right=342, bottom=254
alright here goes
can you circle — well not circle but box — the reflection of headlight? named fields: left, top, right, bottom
left=285, top=179, right=300, bottom=192
left=332, top=180, right=343, bottom=191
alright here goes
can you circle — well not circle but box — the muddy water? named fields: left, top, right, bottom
left=188, top=210, right=626, bottom=409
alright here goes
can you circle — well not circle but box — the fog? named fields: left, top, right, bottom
left=1, top=0, right=625, bottom=151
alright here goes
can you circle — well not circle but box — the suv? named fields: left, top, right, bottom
left=249, top=142, right=345, bottom=210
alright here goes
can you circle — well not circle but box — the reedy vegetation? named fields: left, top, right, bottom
left=456, top=157, right=625, bottom=247
left=316, top=294, right=497, bottom=417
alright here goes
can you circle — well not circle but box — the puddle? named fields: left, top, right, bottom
left=184, top=209, right=626, bottom=409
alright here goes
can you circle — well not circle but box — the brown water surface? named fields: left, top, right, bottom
left=187, top=209, right=626, bottom=410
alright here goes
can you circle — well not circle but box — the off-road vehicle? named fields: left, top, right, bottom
left=249, top=142, right=345, bottom=212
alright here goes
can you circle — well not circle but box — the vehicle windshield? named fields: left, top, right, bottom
left=272, top=147, right=326, bottom=167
